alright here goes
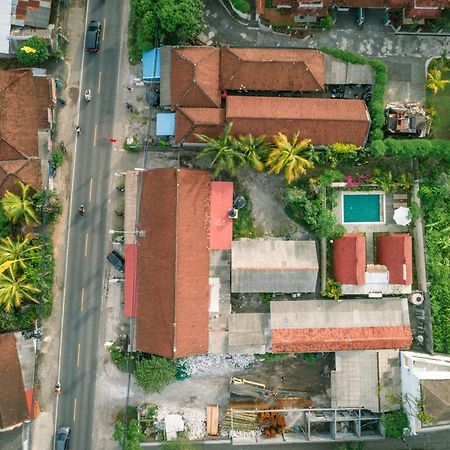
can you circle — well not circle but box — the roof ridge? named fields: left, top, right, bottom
left=0, top=137, right=29, bottom=161
left=0, top=69, right=29, bottom=94
left=173, top=168, right=180, bottom=358
left=304, top=53, right=324, bottom=91
left=176, top=107, right=197, bottom=142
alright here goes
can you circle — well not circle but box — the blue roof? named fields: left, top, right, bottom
left=142, top=48, right=160, bottom=82
left=156, top=113, right=175, bottom=136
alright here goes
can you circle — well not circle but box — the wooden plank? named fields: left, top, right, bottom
left=207, top=405, right=219, bottom=435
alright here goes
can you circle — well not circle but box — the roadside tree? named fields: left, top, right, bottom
left=17, top=37, right=49, bottom=66
left=1, top=182, right=40, bottom=226
left=134, top=356, right=176, bottom=393
left=0, top=267, right=40, bottom=312
left=266, top=132, right=315, bottom=184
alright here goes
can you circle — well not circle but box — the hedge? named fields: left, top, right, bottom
left=369, top=138, right=450, bottom=161
left=320, top=47, right=387, bottom=143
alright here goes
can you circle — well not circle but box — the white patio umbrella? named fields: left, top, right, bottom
left=393, top=206, right=411, bottom=226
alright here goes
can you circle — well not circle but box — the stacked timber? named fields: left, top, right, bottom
left=223, top=410, right=259, bottom=431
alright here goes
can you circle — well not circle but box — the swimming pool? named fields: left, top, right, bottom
left=342, top=192, right=385, bottom=224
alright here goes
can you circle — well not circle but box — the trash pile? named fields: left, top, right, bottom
left=177, top=354, right=256, bottom=378
left=157, top=404, right=206, bottom=440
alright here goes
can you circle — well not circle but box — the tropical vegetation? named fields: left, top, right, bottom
left=129, top=0, right=204, bottom=63
left=381, top=408, right=409, bottom=438
left=427, top=68, right=450, bottom=95
left=17, top=37, right=49, bottom=66
left=113, top=419, right=145, bottom=450
left=0, top=183, right=58, bottom=331
left=134, top=356, right=177, bottom=393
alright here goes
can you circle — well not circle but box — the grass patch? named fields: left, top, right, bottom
left=230, top=0, right=251, bottom=14
left=426, top=68, right=450, bottom=139
left=232, top=186, right=263, bottom=239
left=256, top=353, right=290, bottom=361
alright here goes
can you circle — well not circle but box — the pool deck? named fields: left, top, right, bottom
left=334, top=191, right=409, bottom=263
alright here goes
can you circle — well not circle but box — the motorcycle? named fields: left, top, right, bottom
left=84, top=88, right=92, bottom=102
left=79, top=204, right=85, bottom=216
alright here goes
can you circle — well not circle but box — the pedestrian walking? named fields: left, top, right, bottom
left=126, top=86, right=133, bottom=92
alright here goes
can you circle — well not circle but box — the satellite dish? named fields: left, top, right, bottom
left=233, top=195, right=246, bottom=210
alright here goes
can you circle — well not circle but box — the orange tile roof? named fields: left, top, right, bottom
left=377, top=234, right=413, bottom=285
left=226, top=96, right=371, bottom=146
left=171, top=47, right=221, bottom=108
left=175, top=107, right=225, bottom=143
left=333, top=234, right=366, bottom=285
left=220, top=47, right=325, bottom=92
left=135, top=169, right=211, bottom=358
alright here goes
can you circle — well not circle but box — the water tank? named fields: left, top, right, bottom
left=409, top=292, right=424, bottom=305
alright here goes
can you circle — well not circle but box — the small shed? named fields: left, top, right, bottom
left=143, top=48, right=161, bottom=83
left=156, top=113, right=175, bottom=137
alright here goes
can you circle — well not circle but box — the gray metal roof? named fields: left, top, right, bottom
left=159, top=45, right=171, bottom=107
left=231, top=239, right=318, bottom=293
left=331, top=350, right=401, bottom=413
left=228, top=313, right=270, bottom=354
left=11, top=0, right=51, bottom=29
left=324, top=55, right=375, bottom=85
left=270, top=298, right=410, bottom=330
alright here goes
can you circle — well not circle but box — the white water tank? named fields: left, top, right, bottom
left=409, top=292, right=424, bottom=305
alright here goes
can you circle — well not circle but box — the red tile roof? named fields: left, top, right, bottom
left=210, top=181, right=233, bottom=250
left=220, top=47, right=325, bottom=92
left=175, top=107, right=225, bottom=143
left=124, top=243, right=137, bottom=318
left=333, top=234, right=366, bottom=285
left=0, top=333, right=30, bottom=430
left=272, top=326, right=413, bottom=352
left=377, top=234, right=413, bottom=285
left=226, top=96, right=370, bottom=146
left=171, top=47, right=221, bottom=108
left=135, top=169, right=211, bottom=358
left=0, top=159, right=42, bottom=194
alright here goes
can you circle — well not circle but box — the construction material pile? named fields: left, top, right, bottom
left=177, top=354, right=255, bottom=377
left=223, top=410, right=259, bottom=431
left=258, top=411, right=286, bottom=438
left=157, top=405, right=206, bottom=439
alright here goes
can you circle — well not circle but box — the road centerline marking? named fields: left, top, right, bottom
left=94, top=124, right=98, bottom=146
left=84, top=233, right=89, bottom=256
left=89, top=178, right=93, bottom=202
left=73, top=398, right=77, bottom=422
left=97, top=71, right=102, bottom=94
left=80, top=288, right=84, bottom=311
left=102, top=19, right=106, bottom=42
left=77, top=343, right=81, bottom=367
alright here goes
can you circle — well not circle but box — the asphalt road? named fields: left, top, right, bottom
left=55, top=0, right=125, bottom=448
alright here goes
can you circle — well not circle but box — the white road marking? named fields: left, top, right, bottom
left=73, top=398, right=77, bottom=422
left=97, top=71, right=102, bottom=94
left=80, top=288, right=84, bottom=311
left=89, top=178, right=93, bottom=202
left=94, top=124, right=98, bottom=146
left=77, top=343, right=81, bottom=367
left=102, top=19, right=106, bottom=42
left=85, top=233, right=89, bottom=256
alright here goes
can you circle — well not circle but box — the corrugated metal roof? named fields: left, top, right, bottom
left=232, top=240, right=318, bottom=293
left=0, top=0, right=12, bottom=54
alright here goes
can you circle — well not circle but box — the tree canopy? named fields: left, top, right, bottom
left=17, top=37, right=49, bottom=66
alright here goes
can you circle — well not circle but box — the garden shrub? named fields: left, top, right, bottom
left=230, top=0, right=251, bottom=14
left=113, top=419, right=145, bottom=450
left=33, top=189, right=63, bottom=225
left=51, top=150, right=64, bottom=168
left=381, top=408, right=409, bottom=438
left=319, top=16, right=334, bottom=30
left=109, top=344, right=139, bottom=373
left=134, top=356, right=177, bottom=393
left=17, top=37, right=49, bottom=66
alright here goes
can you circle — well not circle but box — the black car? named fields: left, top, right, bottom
left=85, top=20, right=101, bottom=52
left=107, top=250, right=125, bottom=272
left=56, top=426, right=70, bottom=450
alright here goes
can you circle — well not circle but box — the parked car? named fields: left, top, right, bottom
left=55, top=426, right=70, bottom=450
left=85, top=20, right=101, bottom=52
left=106, top=250, right=125, bottom=272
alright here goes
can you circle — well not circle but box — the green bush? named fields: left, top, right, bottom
left=17, top=37, right=49, bottom=66
left=230, top=0, right=251, bottom=14
left=319, top=16, right=334, bottom=30
left=113, top=419, right=145, bottom=450
left=381, top=408, right=409, bottom=438
left=383, top=138, right=450, bottom=161
left=33, top=189, right=63, bottom=225
left=134, top=356, right=177, bottom=393
left=109, top=345, right=139, bottom=373
left=51, top=150, right=64, bottom=168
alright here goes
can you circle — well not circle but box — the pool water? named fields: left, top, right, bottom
left=343, top=193, right=382, bottom=223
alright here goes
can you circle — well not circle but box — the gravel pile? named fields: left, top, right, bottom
left=177, top=354, right=256, bottom=377
left=157, top=404, right=206, bottom=440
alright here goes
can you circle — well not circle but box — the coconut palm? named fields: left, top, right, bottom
left=427, top=68, right=450, bottom=95
left=0, top=267, right=40, bottom=312
left=1, top=181, right=40, bottom=225
left=0, top=234, right=42, bottom=274
left=266, top=132, right=315, bottom=184
left=237, top=134, right=270, bottom=171
left=195, top=123, right=246, bottom=177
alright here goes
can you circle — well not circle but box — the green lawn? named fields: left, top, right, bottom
left=426, top=70, right=450, bottom=139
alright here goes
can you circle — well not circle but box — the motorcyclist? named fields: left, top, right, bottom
left=84, top=88, right=92, bottom=101
left=54, top=382, right=61, bottom=395
left=79, top=204, right=85, bottom=216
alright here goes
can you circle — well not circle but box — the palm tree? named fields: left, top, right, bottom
left=1, top=181, right=40, bottom=225
left=266, top=132, right=315, bottom=184
left=427, top=68, right=450, bottom=95
left=0, top=234, right=42, bottom=273
left=195, top=123, right=246, bottom=177
left=0, top=267, right=40, bottom=312
left=237, top=134, right=270, bottom=171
